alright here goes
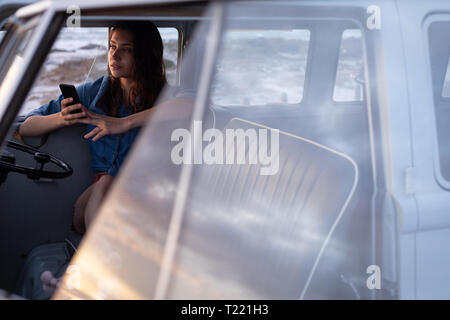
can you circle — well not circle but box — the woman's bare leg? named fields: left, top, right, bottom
left=40, top=175, right=114, bottom=296
left=72, top=183, right=96, bottom=234
left=83, top=174, right=114, bottom=229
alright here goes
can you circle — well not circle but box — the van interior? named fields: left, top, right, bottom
left=0, top=2, right=388, bottom=299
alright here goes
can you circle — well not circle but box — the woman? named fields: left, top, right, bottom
left=20, top=21, right=195, bottom=295
left=20, top=21, right=190, bottom=234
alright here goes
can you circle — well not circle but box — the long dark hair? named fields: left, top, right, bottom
left=97, top=21, right=166, bottom=116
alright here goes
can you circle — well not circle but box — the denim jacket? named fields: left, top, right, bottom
left=25, top=76, right=142, bottom=176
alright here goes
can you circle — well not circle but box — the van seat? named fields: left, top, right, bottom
left=169, top=118, right=358, bottom=299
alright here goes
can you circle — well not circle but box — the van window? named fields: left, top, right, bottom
left=160, top=27, right=179, bottom=86
left=0, top=31, right=4, bottom=42
left=0, top=17, right=39, bottom=118
left=19, top=27, right=108, bottom=116
left=18, top=27, right=179, bottom=116
left=428, top=21, right=450, bottom=182
left=211, top=29, right=310, bottom=106
left=442, top=56, right=450, bottom=97
left=333, top=29, right=364, bottom=102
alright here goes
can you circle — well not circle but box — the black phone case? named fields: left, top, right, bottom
left=59, top=84, right=81, bottom=114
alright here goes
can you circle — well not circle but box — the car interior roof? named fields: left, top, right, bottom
left=81, top=2, right=207, bottom=18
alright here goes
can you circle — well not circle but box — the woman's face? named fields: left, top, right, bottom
left=108, top=29, right=135, bottom=79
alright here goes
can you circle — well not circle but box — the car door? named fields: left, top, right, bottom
left=0, top=3, right=186, bottom=293
left=53, top=1, right=393, bottom=300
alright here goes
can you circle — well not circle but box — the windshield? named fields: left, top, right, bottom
left=54, top=2, right=378, bottom=300
left=0, top=14, right=40, bottom=125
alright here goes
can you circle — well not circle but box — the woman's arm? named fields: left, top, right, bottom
left=80, top=97, right=195, bottom=141
left=125, top=97, right=194, bottom=130
left=19, top=113, right=66, bottom=136
left=19, top=99, right=87, bottom=136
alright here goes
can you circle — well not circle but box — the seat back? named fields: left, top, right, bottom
left=167, top=118, right=358, bottom=299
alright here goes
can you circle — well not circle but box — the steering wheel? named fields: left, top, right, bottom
left=0, top=140, right=73, bottom=183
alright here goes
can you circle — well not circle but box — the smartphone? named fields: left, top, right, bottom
left=59, top=84, right=82, bottom=114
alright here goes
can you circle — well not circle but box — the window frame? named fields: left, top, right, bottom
left=14, top=19, right=191, bottom=120
left=0, top=7, right=64, bottom=143
left=332, top=27, right=365, bottom=104
left=424, top=14, right=450, bottom=190
left=209, top=17, right=370, bottom=112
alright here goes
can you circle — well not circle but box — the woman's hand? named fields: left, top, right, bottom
left=59, top=98, right=87, bottom=126
left=78, top=106, right=129, bottom=141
